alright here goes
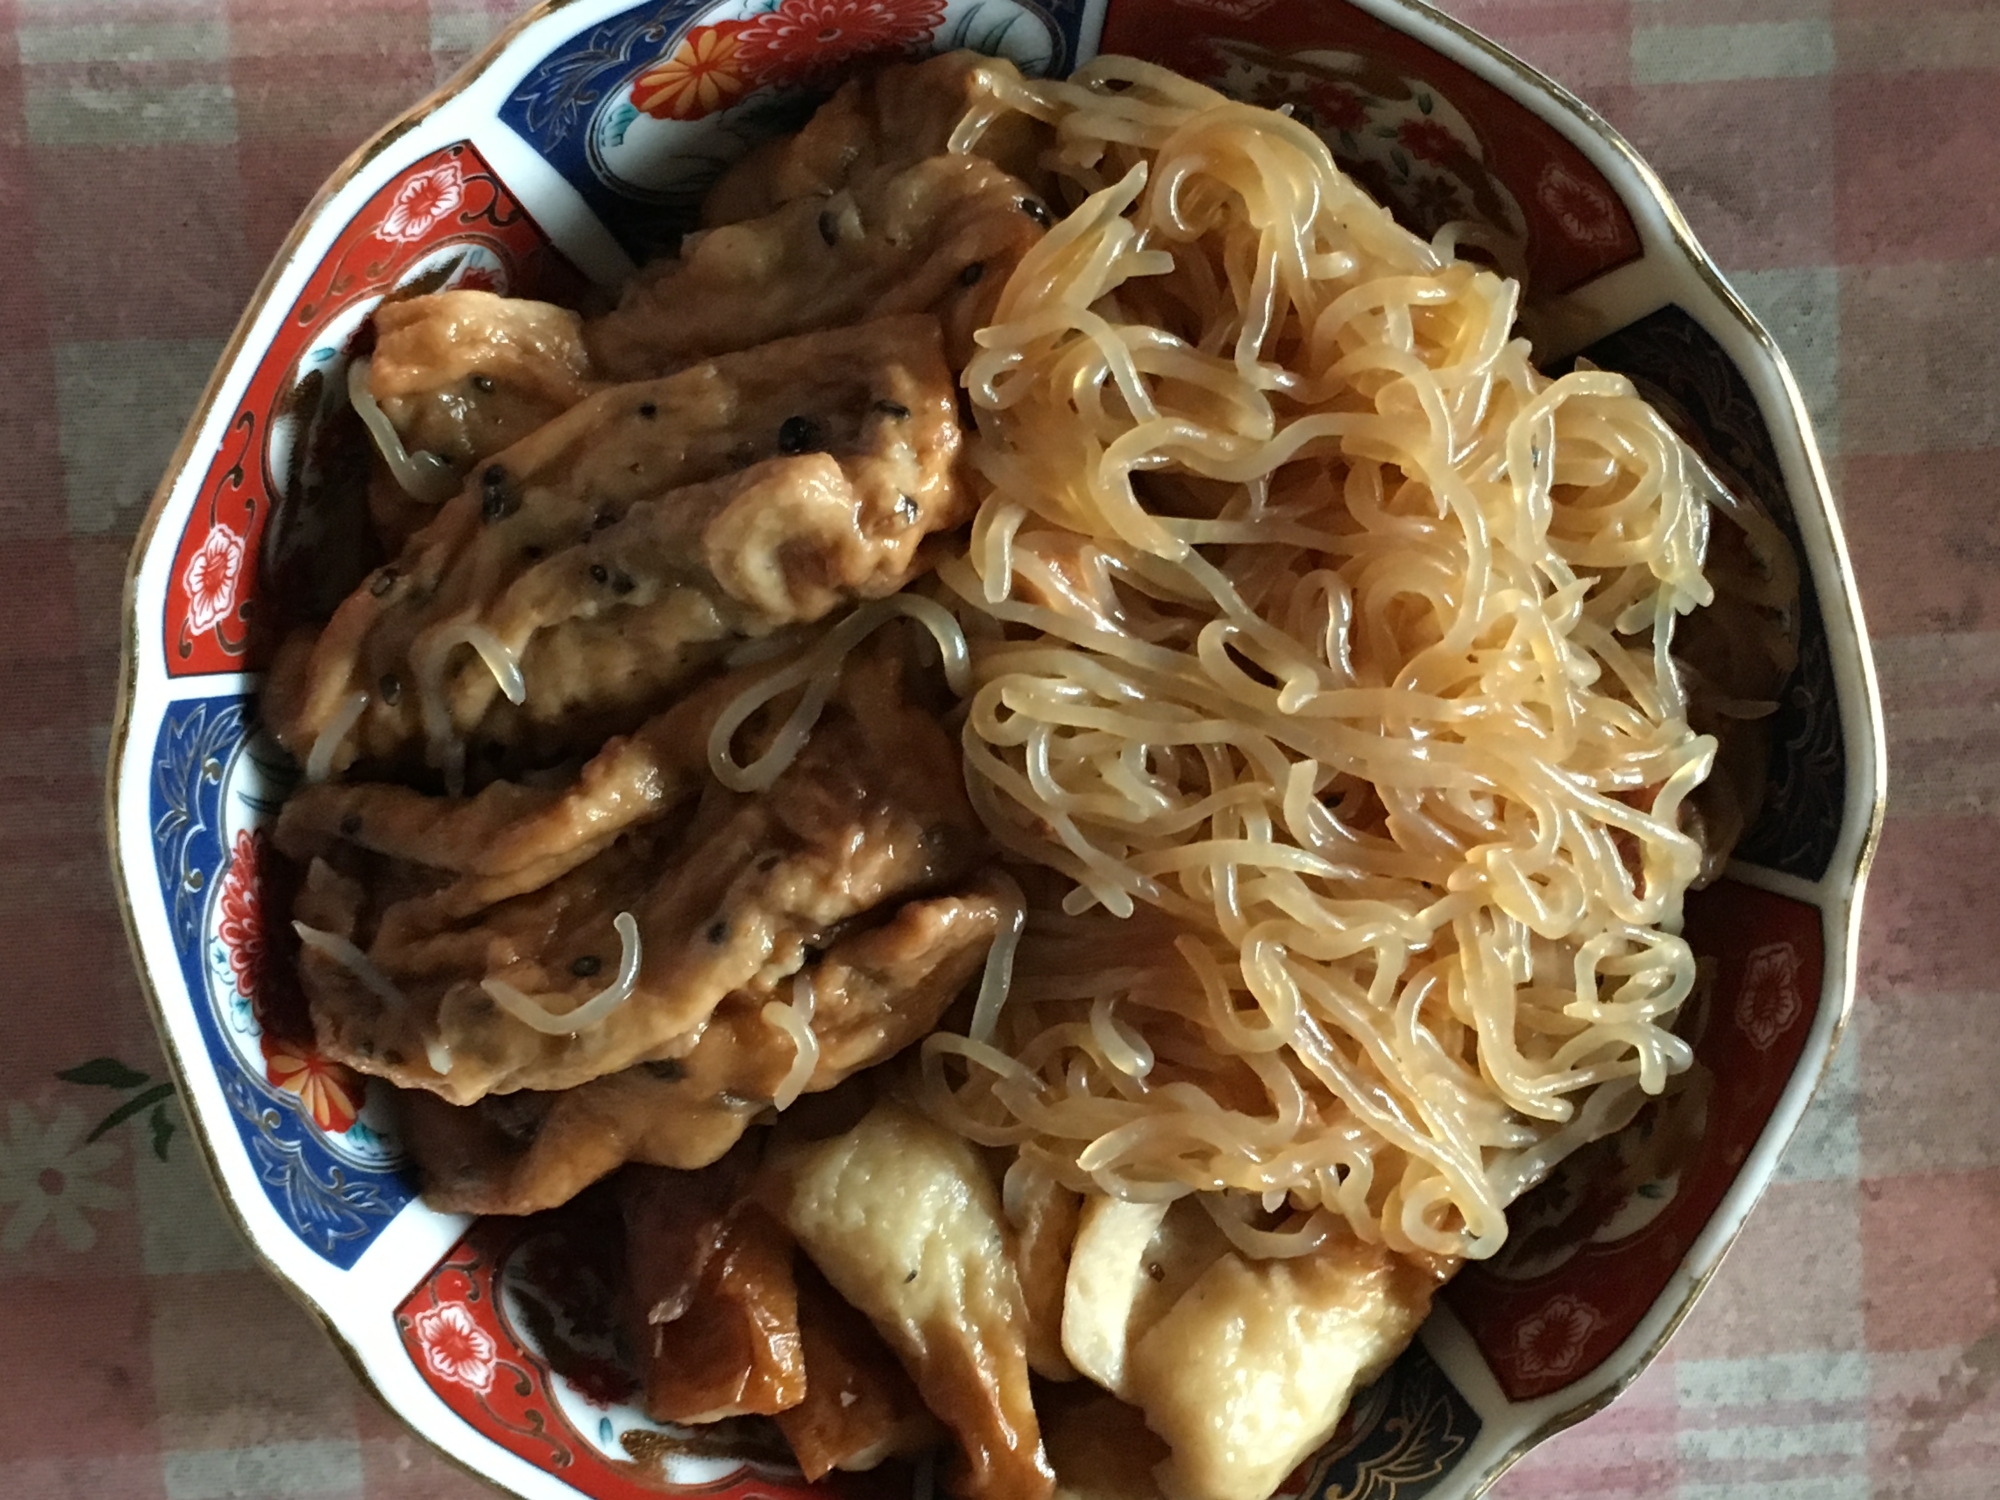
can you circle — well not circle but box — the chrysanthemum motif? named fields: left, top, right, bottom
left=1535, top=161, right=1623, bottom=249
left=1735, top=942, right=1803, bottom=1052
left=379, top=161, right=466, bottom=245
left=217, top=829, right=263, bottom=1004
left=182, top=523, right=245, bottom=635
left=737, top=0, right=946, bottom=82
left=0, top=1102, right=126, bottom=1254
left=1510, top=1293, right=1605, bottom=1385
left=260, top=1033, right=363, bottom=1134
left=631, top=22, right=754, bottom=121
left=412, top=1302, right=498, bottom=1393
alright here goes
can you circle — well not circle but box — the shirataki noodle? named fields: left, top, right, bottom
left=846, top=57, right=1724, bottom=1262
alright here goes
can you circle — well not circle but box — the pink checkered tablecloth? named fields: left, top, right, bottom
left=1, top=0, right=1993, bottom=1495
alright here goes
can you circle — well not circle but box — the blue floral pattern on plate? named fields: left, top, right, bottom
left=149, top=694, right=417, bottom=1267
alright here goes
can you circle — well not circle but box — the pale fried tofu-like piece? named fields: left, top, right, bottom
left=777, top=1260, right=945, bottom=1479
left=1005, top=1159, right=1082, bottom=1381
left=769, top=1100, right=1054, bottom=1500
left=1059, top=1195, right=1229, bottom=1399
left=620, top=1157, right=806, bottom=1424
left=1125, top=1234, right=1443, bottom=1500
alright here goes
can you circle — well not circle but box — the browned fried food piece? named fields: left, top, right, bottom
left=620, top=1153, right=806, bottom=1424
left=588, top=155, right=1045, bottom=380
left=397, top=889, right=1004, bottom=1211
left=370, top=290, right=595, bottom=468
left=769, top=1100, right=1055, bottom=1500
left=778, top=1259, right=945, bottom=1479
left=701, top=51, right=1051, bottom=228
left=265, top=313, right=966, bottom=778
left=284, top=646, right=987, bottom=1105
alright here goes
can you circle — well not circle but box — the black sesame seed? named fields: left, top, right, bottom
left=873, top=399, right=911, bottom=419
left=570, top=954, right=602, bottom=978
left=895, top=495, right=920, bottom=526
left=637, top=401, right=658, bottom=419
left=589, top=562, right=609, bottom=584
left=369, top=568, right=398, bottom=598
left=959, top=261, right=985, bottom=286
left=777, top=415, right=821, bottom=454
left=1019, top=197, right=1052, bottom=226
left=818, top=208, right=839, bottom=246
left=904, top=1269, right=918, bottom=1284
left=471, top=373, right=496, bottom=394
left=705, top=919, right=729, bottom=945
left=480, top=464, right=519, bottom=522
left=611, top=571, right=635, bottom=596
left=378, top=673, right=402, bottom=706
left=339, top=812, right=362, bottom=837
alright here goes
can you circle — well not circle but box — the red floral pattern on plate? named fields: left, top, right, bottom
left=258, top=1033, right=363, bottom=1134
left=1446, top=880, right=1826, bottom=1400
left=631, top=20, right=754, bottom=121
left=217, top=828, right=263, bottom=1003
left=1535, top=160, right=1625, bottom=251
left=413, top=1303, right=500, bottom=1393
left=379, top=161, right=468, bottom=244
left=399, top=1209, right=821, bottom=1500
left=1400, top=116, right=1459, bottom=166
left=1735, top=942, right=1804, bottom=1051
left=738, top=0, right=948, bottom=83
left=181, top=524, right=245, bottom=635
left=1307, top=81, right=1367, bottom=134
left=1508, top=1295, right=1606, bottom=1386
left=162, top=142, right=564, bottom=677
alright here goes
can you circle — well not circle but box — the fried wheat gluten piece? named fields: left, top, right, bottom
left=588, top=154, right=1045, bottom=380
left=778, top=1259, right=946, bottom=1479
left=265, top=313, right=966, bottom=778
left=700, top=51, right=1051, bottom=228
left=768, top=1100, right=1055, bottom=1500
left=398, top=889, right=1004, bottom=1211
left=283, top=647, right=987, bottom=1105
left=620, top=1152, right=806, bottom=1424
left=369, top=290, right=596, bottom=469
left=357, top=290, right=599, bottom=552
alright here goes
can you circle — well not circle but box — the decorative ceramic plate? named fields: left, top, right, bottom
left=107, top=2, right=1887, bottom=1498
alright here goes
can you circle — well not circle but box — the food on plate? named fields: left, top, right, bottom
left=262, top=46, right=1797, bottom=1500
